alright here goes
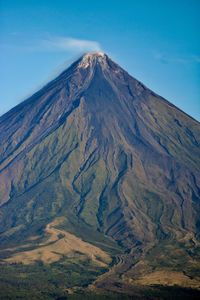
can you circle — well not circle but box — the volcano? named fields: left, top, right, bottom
left=0, top=52, right=200, bottom=298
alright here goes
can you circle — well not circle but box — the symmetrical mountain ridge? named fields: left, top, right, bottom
left=0, top=52, right=200, bottom=297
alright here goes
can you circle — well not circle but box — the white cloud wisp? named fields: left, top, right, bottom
left=40, top=36, right=101, bottom=52
left=153, top=51, right=200, bottom=65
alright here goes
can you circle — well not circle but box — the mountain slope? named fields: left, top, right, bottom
left=0, top=52, right=200, bottom=297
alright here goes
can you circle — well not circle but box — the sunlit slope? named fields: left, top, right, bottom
left=0, top=52, right=200, bottom=294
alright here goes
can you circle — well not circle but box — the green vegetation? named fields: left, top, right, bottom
left=0, top=260, right=108, bottom=300
left=145, top=237, right=200, bottom=281
left=1, top=261, right=200, bottom=300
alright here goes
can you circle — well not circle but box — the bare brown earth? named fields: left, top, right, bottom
left=3, top=218, right=111, bottom=266
left=131, top=270, right=200, bottom=289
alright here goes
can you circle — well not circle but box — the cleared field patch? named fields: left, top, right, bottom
left=133, top=270, right=200, bottom=290
left=4, top=219, right=111, bottom=267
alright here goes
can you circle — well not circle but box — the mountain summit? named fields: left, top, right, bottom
left=0, top=53, right=200, bottom=297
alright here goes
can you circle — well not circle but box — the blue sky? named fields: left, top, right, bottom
left=0, top=0, right=199, bottom=120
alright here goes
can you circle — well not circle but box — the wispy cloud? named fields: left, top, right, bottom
left=191, top=55, right=200, bottom=63
left=1, top=35, right=102, bottom=53
left=153, top=51, right=200, bottom=64
left=40, top=36, right=101, bottom=52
